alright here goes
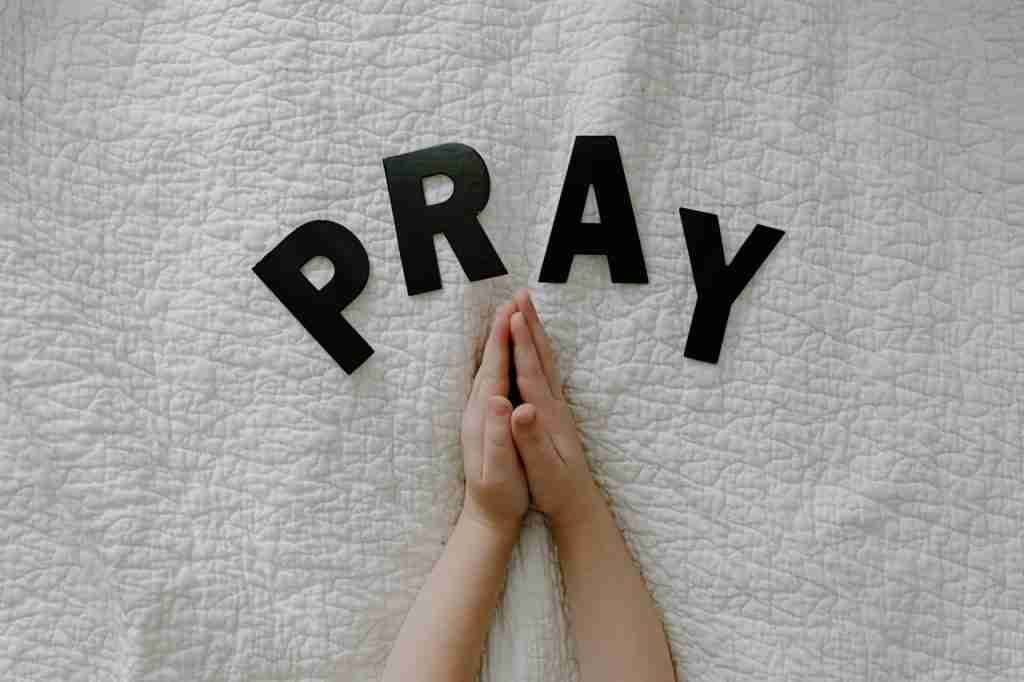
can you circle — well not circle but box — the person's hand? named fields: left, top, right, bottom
left=459, top=302, right=530, bottom=537
left=507, top=289, right=606, bottom=533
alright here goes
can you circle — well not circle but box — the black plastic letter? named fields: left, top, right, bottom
left=383, top=143, right=507, bottom=295
left=680, top=208, right=784, bottom=364
left=538, top=136, right=648, bottom=283
left=252, top=220, right=373, bottom=374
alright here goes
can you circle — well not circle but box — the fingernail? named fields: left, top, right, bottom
left=517, top=406, right=535, bottom=425
left=491, top=398, right=511, bottom=416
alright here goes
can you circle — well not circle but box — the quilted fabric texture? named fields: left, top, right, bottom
left=2, top=1, right=1022, bottom=680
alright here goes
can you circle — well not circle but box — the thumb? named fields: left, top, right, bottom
left=510, top=403, right=565, bottom=490
left=482, top=395, right=520, bottom=483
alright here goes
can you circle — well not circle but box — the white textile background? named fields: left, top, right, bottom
left=2, top=1, right=1022, bottom=680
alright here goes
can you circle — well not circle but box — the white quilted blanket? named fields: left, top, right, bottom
left=2, top=1, right=1022, bottom=680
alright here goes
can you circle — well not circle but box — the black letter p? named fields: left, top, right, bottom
left=252, top=220, right=373, bottom=374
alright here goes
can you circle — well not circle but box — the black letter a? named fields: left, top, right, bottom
left=539, top=136, right=648, bottom=284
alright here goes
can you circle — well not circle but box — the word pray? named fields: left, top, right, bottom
left=252, top=136, right=784, bottom=374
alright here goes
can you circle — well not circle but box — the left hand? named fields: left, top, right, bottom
left=459, top=302, right=530, bottom=536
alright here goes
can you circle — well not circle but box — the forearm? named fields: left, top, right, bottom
left=552, top=499, right=676, bottom=682
left=380, top=512, right=519, bottom=682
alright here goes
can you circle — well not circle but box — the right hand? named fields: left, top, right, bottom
left=508, top=289, right=606, bottom=532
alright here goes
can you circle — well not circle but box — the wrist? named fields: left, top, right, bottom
left=458, top=504, right=523, bottom=545
left=549, top=484, right=608, bottom=540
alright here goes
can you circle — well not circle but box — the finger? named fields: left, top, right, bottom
left=472, top=303, right=512, bottom=399
left=509, top=311, right=554, bottom=406
left=483, top=395, right=519, bottom=483
left=510, top=403, right=565, bottom=487
left=513, top=289, right=562, bottom=396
